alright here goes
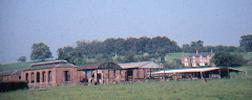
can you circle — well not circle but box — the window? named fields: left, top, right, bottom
left=48, top=71, right=52, bottom=82
left=64, top=71, right=70, bottom=82
left=31, top=72, right=34, bottom=83
left=36, top=72, right=40, bottom=83
left=25, top=73, right=29, bottom=82
left=113, top=70, right=116, bottom=78
left=42, top=72, right=45, bottom=82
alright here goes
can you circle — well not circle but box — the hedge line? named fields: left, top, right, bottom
left=0, top=81, right=28, bottom=92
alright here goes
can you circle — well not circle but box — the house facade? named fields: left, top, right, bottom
left=181, top=51, right=214, bottom=67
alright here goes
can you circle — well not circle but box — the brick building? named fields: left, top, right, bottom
left=181, top=50, right=214, bottom=67
left=79, top=61, right=163, bottom=84
left=1, top=60, right=163, bottom=88
left=119, top=61, right=163, bottom=81
left=78, top=62, right=127, bottom=85
left=0, top=70, right=22, bottom=82
left=21, top=60, right=81, bottom=88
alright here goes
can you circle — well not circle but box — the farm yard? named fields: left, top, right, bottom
left=0, top=66, right=251, bottom=100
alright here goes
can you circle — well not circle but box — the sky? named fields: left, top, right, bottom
left=0, top=0, right=252, bottom=63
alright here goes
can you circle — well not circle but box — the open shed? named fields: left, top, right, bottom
left=151, top=67, right=245, bottom=80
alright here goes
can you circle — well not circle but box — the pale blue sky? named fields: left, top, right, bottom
left=0, top=0, right=252, bottom=63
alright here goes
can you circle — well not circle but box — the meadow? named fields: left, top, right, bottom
left=0, top=66, right=251, bottom=100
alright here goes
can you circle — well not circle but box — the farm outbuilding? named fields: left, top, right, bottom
left=79, top=61, right=163, bottom=84
left=119, top=61, right=163, bottom=81
left=152, top=67, right=245, bottom=80
left=21, top=60, right=81, bottom=88
left=0, top=70, right=22, bottom=82
left=79, top=62, right=127, bottom=85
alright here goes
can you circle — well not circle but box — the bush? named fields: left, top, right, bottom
left=0, top=81, right=28, bottom=92
left=211, top=52, right=245, bottom=67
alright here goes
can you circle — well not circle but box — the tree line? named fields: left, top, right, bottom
left=24, top=34, right=252, bottom=67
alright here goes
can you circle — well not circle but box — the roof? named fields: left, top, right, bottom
left=31, top=60, right=68, bottom=67
left=0, top=70, right=22, bottom=76
left=78, top=66, right=98, bottom=70
left=98, top=62, right=122, bottom=70
left=184, top=52, right=213, bottom=57
left=119, top=61, right=163, bottom=69
left=152, top=67, right=244, bottom=74
left=24, top=60, right=76, bottom=71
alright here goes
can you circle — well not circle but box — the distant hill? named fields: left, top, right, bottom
left=0, top=62, right=32, bottom=72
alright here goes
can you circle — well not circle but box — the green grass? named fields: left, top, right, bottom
left=241, top=52, right=252, bottom=61
left=0, top=79, right=251, bottom=100
left=166, top=52, right=186, bottom=60
left=0, top=62, right=31, bottom=72
left=0, top=66, right=251, bottom=100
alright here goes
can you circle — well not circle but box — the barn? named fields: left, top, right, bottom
left=78, top=62, right=127, bottom=85
left=119, top=61, right=163, bottom=81
left=78, top=61, right=163, bottom=84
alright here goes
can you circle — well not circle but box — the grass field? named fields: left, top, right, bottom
left=0, top=62, right=31, bottom=72
left=0, top=66, right=252, bottom=100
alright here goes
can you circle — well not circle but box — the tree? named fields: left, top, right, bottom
left=31, top=42, right=52, bottom=61
left=240, top=34, right=252, bottom=52
left=17, top=56, right=26, bottom=62
left=211, top=52, right=245, bottom=67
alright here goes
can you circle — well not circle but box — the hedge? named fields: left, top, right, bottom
left=0, top=81, right=28, bottom=92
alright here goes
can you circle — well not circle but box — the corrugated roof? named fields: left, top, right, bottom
left=98, top=62, right=122, bottom=70
left=152, top=67, right=243, bottom=74
left=119, top=61, right=163, bottom=69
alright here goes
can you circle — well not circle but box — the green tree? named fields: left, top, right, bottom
left=211, top=52, right=245, bottom=67
left=31, top=42, right=52, bottom=61
left=240, top=34, right=252, bottom=52
left=17, top=56, right=27, bottom=62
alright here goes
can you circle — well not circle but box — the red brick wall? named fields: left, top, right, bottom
left=95, top=69, right=127, bottom=84
left=0, top=74, right=22, bottom=82
left=22, top=67, right=80, bottom=88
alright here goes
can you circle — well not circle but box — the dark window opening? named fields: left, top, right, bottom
left=64, top=71, right=70, bottom=82
left=113, top=70, right=116, bottom=78
left=36, top=72, right=40, bottom=83
left=126, top=69, right=133, bottom=81
left=42, top=72, right=45, bottom=82
left=31, top=72, right=34, bottom=83
left=48, top=71, right=52, bottom=82
left=25, top=73, right=29, bottom=81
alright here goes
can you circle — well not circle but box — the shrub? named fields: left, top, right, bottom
left=0, top=81, right=28, bottom=92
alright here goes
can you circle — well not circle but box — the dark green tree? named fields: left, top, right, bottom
left=211, top=52, right=245, bottom=67
left=17, top=56, right=27, bottom=62
left=31, top=42, right=52, bottom=61
left=240, top=34, right=252, bottom=52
